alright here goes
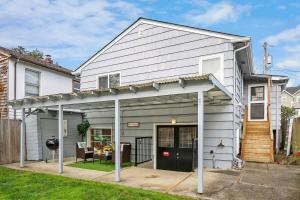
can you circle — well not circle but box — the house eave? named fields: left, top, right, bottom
left=8, top=74, right=232, bottom=109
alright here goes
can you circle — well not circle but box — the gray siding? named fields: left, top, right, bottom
left=26, top=114, right=41, bottom=160
left=26, top=111, right=82, bottom=161
left=80, top=23, right=234, bottom=93
left=85, top=102, right=233, bottom=169
left=81, top=22, right=236, bottom=169
left=38, top=111, right=82, bottom=160
left=243, top=80, right=282, bottom=130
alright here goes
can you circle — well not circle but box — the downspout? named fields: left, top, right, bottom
left=233, top=41, right=250, bottom=167
left=276, top=84, right=279, bottom=153
left=13, top=58, right=20, bottom=119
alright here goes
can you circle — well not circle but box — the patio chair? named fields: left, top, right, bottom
left=76, top=142, right=94, bottom=162
left=112, top=143, right=131, bottom=164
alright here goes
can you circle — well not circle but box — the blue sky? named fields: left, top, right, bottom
left=1, top=0, right=300, bottom=85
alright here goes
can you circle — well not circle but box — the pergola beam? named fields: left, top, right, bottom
left=197, top=91, right=204, bottom=194
left=115, top=99, right=121, bottom=182
left=20, top=108, right=25, bottom=168
left=58, top=104, right=64, bottom=174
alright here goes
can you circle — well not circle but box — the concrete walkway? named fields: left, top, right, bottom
left=3, top=161, right=300, bottom=199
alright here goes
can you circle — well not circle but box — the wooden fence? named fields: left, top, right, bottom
left=0, top=119, right=21, bottom=164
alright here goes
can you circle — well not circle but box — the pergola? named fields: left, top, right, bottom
left=9, top=74, right=232, bottom=193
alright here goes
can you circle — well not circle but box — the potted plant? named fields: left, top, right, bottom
left=77, top=120, right=90, bottom=141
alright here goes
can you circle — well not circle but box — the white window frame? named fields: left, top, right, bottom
left=90, top=127, right=113, bottom=144
left=96, top=72, right=121, bottom=89
left=199, top=53, right=224, bottom=84
left=24, top=68, right=41, bottom=97
left=248, top=83, right=268, bottom=121
left=296, top=96, right=300, bottom=103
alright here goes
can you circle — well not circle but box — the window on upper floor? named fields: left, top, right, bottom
left=97, top=73, right=120, bottom=89
left=199, top=54, right=224, bottom=84
left=25, top=69, right=40, bottom=96
left=297, top=96, right=300, bottom=103
left=282, top=96, right=287, bottom=101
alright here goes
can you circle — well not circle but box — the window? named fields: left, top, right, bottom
left=25, top=69, right=40, bottom=96
left=158, top=127, right=174, bottom=148
left=179, top=127, right=197, bottom=148
left=297, top=96, right=300, bottom=103
left=97, top=73, right=120, bottom=89
left=199, top=54, right=224, bottom=83
left=90, top=128, right=112, bottom=148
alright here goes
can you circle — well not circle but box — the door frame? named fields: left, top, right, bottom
left=248, top=83, right=268, bottom=121
left=153, top=123, right=197, bottom=170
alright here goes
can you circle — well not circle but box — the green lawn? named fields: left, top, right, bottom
left=67, top=160, right=131, bottom=172
left=0, top=166, right=191, bottom=200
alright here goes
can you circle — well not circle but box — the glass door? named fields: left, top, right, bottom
left=248, top=85, right=267, bottom=120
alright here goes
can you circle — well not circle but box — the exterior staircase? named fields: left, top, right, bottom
left=241, top=120, right=274, bottom=162
left=241, top=78, right=274, bottom=163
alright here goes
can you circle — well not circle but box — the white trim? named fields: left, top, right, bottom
left=152, top=122, right=197, bottom=170
left=74, top=18, right=249, bottom=74
left=199, top=53, right=224, bottom=84
left=96, top=72, right=122, bottom=89
left=248, top=83, right=268, bottom=121
left=24, top=68, right=41, bottom=97
left=89, top=127, right=113, bottom=143
left=282, top=90, right=294, bottom=97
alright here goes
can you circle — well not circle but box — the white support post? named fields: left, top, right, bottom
left=20, top=108, right=25, bottom=168
left=197, top=91, right=204, bottom=194
left=115, top=99, right=121, bottom=182
left=58, top=104, right=64, bottom=174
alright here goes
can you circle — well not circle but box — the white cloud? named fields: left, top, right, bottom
left=264, top=24, right=300, bottom=45
left=184, top=1, right=251, bottom=26
left=0, top=0, right=143, bottom=69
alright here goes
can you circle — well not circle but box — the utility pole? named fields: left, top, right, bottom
left=263, top=42, right=268, bottom=74
left=262, top=42, right=272, bottom=74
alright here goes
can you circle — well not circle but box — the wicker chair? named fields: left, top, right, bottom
left=76, top=142, right=94, bottom=162
left=112, top=143, right=131, bottom=164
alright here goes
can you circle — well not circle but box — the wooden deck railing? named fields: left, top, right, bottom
left=267, top=78, right=273, bottom=140
left=242, top=105, right=248, bottom=139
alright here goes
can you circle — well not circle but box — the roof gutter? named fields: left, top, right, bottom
left=232, top=40, right=250, bottom=167
left=13, top=57, right=20, bottom=119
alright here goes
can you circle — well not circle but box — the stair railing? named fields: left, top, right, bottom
left=242, top=105, right=248, bottom=139
left=267, top=78, right=273, bottom=140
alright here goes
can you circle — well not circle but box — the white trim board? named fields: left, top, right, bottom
left=74, top=18, right=249, bottom=74
left=247, top=83, right=268, bottom=121
left=152, top=122, right=197, bottom=170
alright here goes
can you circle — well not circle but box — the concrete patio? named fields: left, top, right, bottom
left=3, top=161, right=300, bottom=199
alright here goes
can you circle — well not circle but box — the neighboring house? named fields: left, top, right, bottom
left=9, top=18, right=288, bottom=193
left=0, top=46, right=77, bottom=119
left=0, top=46, right=82, bottom=161
left=282, top=86, right=300, bottom=115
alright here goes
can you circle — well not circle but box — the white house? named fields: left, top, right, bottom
left=9, top=18, right=289, bottom=193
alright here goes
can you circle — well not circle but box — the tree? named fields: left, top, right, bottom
left=77, top=120, right=90, bottom=141
left=11, top=46, right=27, bottom=54
left=28, top=49, right=44, bottom=60
left=11, top=46, right=44, bottom=60
left=281, top=106, right=296, bottom=121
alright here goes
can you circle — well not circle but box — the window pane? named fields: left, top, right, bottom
left=202, top=57, right=221, bottom=81
left=25, top=85, right=39, bottom=96
left=25, top=69, right=39, bottom=85
left=98, top=76, right=108, bottom=89
left=251, top=86, right=264, bottom=101
left=109, top=73, right=120, bottom=88
left=250, top=103, right=264, bottom=119
left=158, top=128, right=174, bottom=148
left=179, top=127, right=196, bottom=148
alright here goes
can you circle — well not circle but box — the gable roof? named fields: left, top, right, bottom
left=74, top=17, right=250, bottom=74
left=285, top=86, right=300, bottom=95
left=0, top=46, right=74, bottom=77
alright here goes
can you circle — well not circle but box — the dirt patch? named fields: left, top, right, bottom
left=145, top=175, right=159, bottom=178
left=275, top=153, right=300, bottom=165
